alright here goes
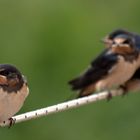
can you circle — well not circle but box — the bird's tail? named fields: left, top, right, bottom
left=68, top=77, right=84, bottom=90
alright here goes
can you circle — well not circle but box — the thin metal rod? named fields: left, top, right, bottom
left=0, top=88, right=124, bottom=127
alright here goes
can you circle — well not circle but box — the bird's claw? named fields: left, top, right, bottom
left=8, top=118, right=15, bottom=128
left=107, top=92, right=112, bottom=101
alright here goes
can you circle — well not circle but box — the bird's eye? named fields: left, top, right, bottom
left=123, top=39, right=130, bottom=44
left=0, top=70, right=10, bottom=76
left=112, top=41, right=116, bottom=44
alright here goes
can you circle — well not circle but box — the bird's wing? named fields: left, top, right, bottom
left=69, top=49, right=118, bottom=90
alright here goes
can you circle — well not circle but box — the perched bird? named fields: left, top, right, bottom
left=0, top=64, right=29, bottom=126
left=102, top=29, right=140, bottom=93
left=68, top=34, right=140, bottom=98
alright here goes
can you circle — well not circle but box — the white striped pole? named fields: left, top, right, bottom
left=0, top=88, right=124, bottom=127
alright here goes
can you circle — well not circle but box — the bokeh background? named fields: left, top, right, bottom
left=0, top=0, right=140, bottom=139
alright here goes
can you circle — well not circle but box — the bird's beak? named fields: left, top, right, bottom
left=101, top=37, right=112, bottom=44
left=0, top=75, right=8, bottom=85
left=112, top=44, right=119, bottom=47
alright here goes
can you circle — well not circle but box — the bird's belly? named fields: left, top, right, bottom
left=0, top=84, right=29, bottom=123
left=96, top=57, right=138, bottom=91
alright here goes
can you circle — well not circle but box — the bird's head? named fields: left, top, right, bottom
left=110, top=34, right=136, bottom=54
left=0, top=64, right=26, bottom=92
left=102, top=29, right=133, bottom=48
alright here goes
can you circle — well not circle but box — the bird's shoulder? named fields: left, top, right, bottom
left=90, top=49, right=118, bottom=70
left=78, top=49, right=118, bottom=86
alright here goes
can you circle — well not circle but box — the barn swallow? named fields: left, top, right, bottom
left=102, top=29, right=140, bottom=94
left=0, top=64, right=29, bottom=126
left=68, top=34, right=140, bottom=98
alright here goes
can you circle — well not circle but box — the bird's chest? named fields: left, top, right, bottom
left=0, top=84, right=29, bottom=122
left=110, top=59, right=137, bottom=83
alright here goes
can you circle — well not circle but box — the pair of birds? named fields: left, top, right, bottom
left=0, top=29, right=140, bottom=126
left=69, top=29, right=140, bottom=98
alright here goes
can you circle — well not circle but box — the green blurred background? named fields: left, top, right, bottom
left=0, top=0, right=140, bottom=139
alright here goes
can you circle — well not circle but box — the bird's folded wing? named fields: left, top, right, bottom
left=69, top=49, right=118, bottom=90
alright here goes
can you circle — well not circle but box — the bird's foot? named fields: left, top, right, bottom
left=107, top=91, right=112, bottom=101
left=8, top=118, right=15, bottom=128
